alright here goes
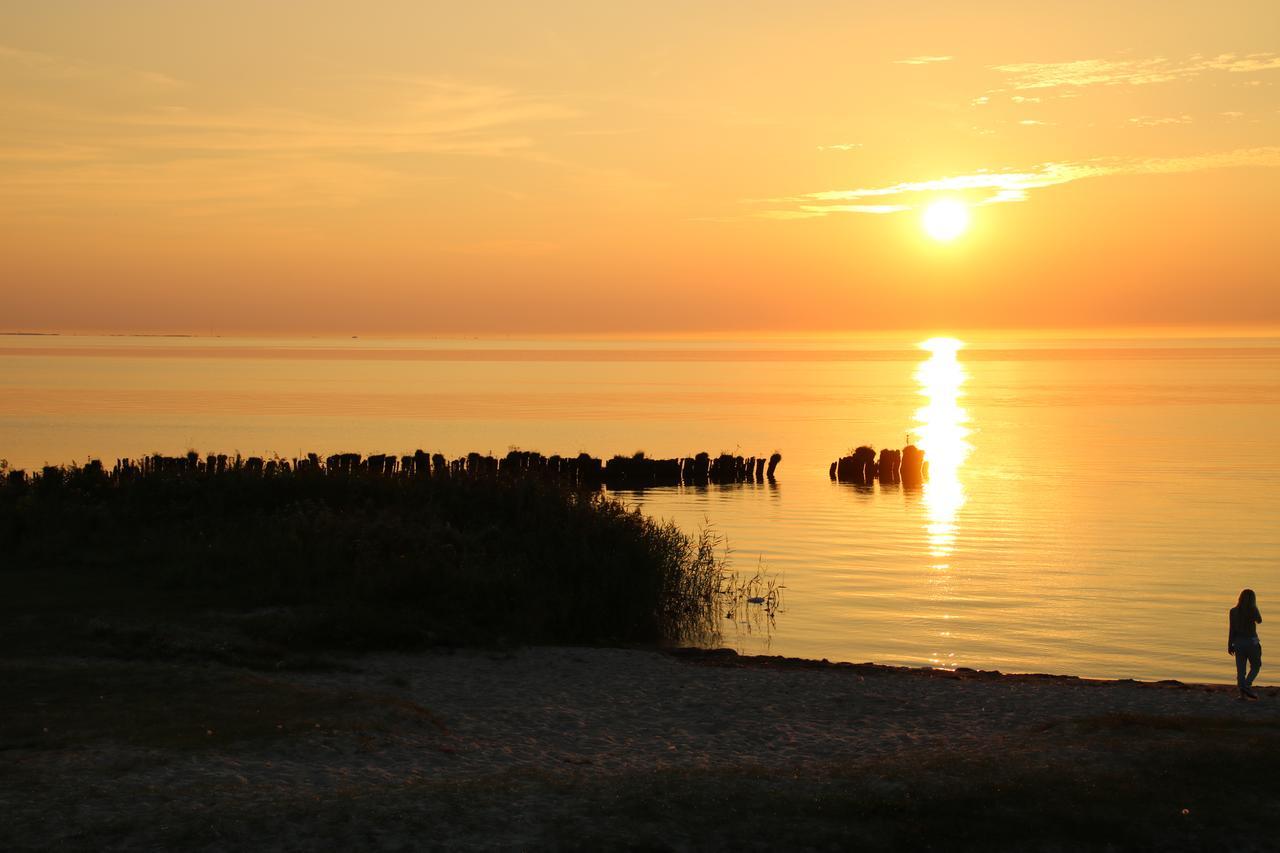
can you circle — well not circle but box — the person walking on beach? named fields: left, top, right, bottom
left=1228, top=588, right=1263, bottom=700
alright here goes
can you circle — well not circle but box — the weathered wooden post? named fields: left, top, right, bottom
left=877, top=448, right=902, bottom=485
left=766, top=452, right=781, bottom=480
left=835, top=446, right=877, bottom=485
left=578, top=453, right=603, bottom=488
left=901, top=444, right=926, bottom=487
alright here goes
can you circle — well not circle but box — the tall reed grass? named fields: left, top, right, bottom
left=1, top=461, right=729, bottom=649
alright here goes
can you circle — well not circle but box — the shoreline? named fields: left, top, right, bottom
left=664, top=645, right=1269, bottom=693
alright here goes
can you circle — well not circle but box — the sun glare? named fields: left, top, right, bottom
left=921, top=200, right=970, bottom=242
left=913, top=337, right=972, bottom=557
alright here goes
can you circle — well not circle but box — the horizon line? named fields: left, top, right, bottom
left=4, top=323, right=1280, bottom=342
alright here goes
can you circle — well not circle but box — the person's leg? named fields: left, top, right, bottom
left=1237, top=646, right=1249, bottom=690
left=1246, top=643, right=1262, bottom=688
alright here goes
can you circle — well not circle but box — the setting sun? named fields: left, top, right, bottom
left=922, top=200, right=971, bottom=242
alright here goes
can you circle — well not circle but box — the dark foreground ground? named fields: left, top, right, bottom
left=4, top=625, right=1279, bottom=851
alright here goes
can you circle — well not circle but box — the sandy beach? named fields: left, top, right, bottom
left=5, top=646, right=1277, bottom=851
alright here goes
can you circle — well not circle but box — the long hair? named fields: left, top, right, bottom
left=1238, top=588, right=1258, bottom=617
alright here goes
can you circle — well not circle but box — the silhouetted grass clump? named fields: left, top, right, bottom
left=0, top=460, right=726, bottom=650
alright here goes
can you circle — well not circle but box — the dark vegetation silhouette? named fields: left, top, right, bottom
left=1, top=452, right=750, bottom=651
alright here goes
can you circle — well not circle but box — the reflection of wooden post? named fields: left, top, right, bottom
left=901, top=444, right=926, bottom=487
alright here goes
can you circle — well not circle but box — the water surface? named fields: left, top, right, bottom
left=2, top=333, right=1277, bottom=683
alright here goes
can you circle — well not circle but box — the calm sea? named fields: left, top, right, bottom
left=3, top=334, right=1277, bottom=684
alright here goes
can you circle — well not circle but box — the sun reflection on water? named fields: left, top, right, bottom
left=913, top=337, right=972, bottom=558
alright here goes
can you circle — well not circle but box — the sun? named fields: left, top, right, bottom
left=922, top=199, right=970, bottom=241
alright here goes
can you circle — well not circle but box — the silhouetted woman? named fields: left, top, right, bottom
left=1228, top=589, right=1263, bottom=699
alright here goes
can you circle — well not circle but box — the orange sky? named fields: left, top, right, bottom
left=2, top=2, right=1278, bottom=335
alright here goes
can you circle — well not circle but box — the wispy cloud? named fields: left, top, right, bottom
left=752, top=147, right=1280, bottom=218
left=76, top=79, right=577, bottom=158
left=760, top=204, right=908, bottom=219
left=0, top=48, right=580, bottom=219
left=0, top=44, right=180, bottom=90
left=1128, top=115, right=1193, bottom=127
left=817, top=143, right=861, bottom=151
left=993, top=52, right=1280, bottom=91
left=0, top=47, right=577, bottom=162
left=896, top=55, right=953, bottom=65
left=0, top=156, right=410, bottom=220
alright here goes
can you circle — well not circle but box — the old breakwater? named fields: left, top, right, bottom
left=829, top=445, right=928, bottom=487
left=6, top=449, right=782, bottom=491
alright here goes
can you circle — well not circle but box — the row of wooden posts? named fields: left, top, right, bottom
left=10, top=449, right=783, bottom=490
left=9, top=446, right=928, bottom=489
left=829, top=445, right=929, bottom=487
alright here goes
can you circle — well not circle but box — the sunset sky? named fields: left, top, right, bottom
left=3, top=1, right=1278, bottom=335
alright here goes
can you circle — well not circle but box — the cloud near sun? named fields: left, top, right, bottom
left=755, top=147, right=1280, bottom=220
left=895, top=55, right=953, bottom=65
left=993, top=52, right=1280, bottom=90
